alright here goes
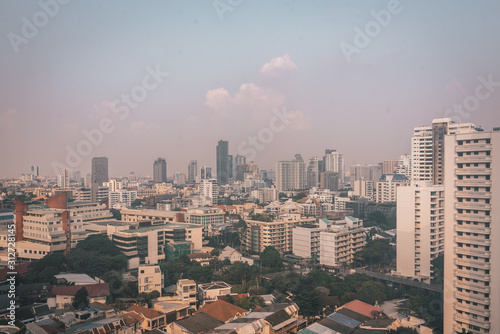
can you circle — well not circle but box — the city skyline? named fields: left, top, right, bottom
left=1, top=1, right=500, bottom=178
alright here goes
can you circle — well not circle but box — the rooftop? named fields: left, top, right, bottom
left=195, top=299, right=248, bottom=323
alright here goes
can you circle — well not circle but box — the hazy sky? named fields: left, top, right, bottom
left=1, top=0, right=500, bottom=178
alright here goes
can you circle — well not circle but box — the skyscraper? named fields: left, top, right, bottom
left=227, top=155, right=233, bottom=180
left=411, top=118, right=478, bottom=184
left=91, top=157, right=108, bottom=202
left=306, top=157, right=319, bottom=189
left=443, top=129, right=499, bottom=334
left=57, top=168, right=68, bottom=188
left=396, top=181, right=444, bottom=283
left=276, top=154, right=306, bottom=192
left=216, top=140, right=229, bottom=185
left=188, top=160, right=197, bottom=183
left=153, top=158, right=167, bottom=183
left=323, top=149, right=345, bottom=185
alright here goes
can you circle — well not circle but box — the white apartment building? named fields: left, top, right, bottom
left=250, top=187, right=278, bottom=204
left=177, top=279, right=197, bottom=309
left=353, top=178, right=375, bottom=201
left=245, top=214, right=315, bottom=254
left=17, top=208, right=86, bottom=261
left=139, top=265, right=164, bottom=296
left=376, top=174, right=409, bottom=203
left=334, top=196, right=351, bottom=211
left=73, top=188, right=92, bottom=202
left=292, top=222, right=325, bottom=259
left=395, top=154, right=412, bottom=178
left=201, top=178, right=219, bottom=205
left=411, top=118, right=477, bottom=183
left=184, top=207, right=224, bottom=237
left=276, top=154, right=306, bottom=192
left=443, top=130, right=499, bottom=334
left=396, top=181, right=444, bottom=283
left=120, top=208, right=182, bottom=224
left=319, top=217, right=366, bottom=269
left=324, top=150, right=345, bottom=185
left=103, top=180, right=123, bottom=192
left=109, top=190, right=138, bottom=209
left=57, top=169, right=68, bottom=188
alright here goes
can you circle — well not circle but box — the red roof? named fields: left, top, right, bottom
left=51, top=283, right=110, bottom=298
left=0, top=263, right=30, bottom=280
left=119, top=311, right=145, bottom=325
left=341, top=300, right=383, bottom=319
left=126, top=305, right=164, bottom=319
left=195, top=299, right=248, bottom=322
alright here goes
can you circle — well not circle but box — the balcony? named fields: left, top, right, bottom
left=456, top=167, right=492, bottom=175
left=456, top=143, right=492, bottom=152
left=456, top=268, right=490, bottom=282
left=455, top=225, right=491, bottom=235
left=456, top=213, right=490, bottom=222
left=455, top=291, right=488, bottom=305
left=456, top=191, right=490, bottom=199
left=454, top=302, right=490, bottom=319
left=454, top=313, right=491, bottom=330
left=454, top=258, right=490, bottom=271
left=455, top=235, right=490, bottom=247
left=455, top=280, right=490, bottom=294
left=456, top=179, right=491, bottom=187
left=456, top=202, right=491, bottom=211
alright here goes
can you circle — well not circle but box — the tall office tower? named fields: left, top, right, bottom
left=320, top=171, right=340, bottom=191
left=276, top=154, right=306, bottom=192
left=201, top=178, right=219, bottom=205
left=91, top=157, right=108, bottom=202
left=323, top=149, right=344, bottom=185
left=188, top=160, right=198, bottom=183
left=411, top=118, right=478, bottom=184
left=444, top=130, right=499, bottom=334
left=153, top=158, right=167, bottom=183
left=31, top=165, right=39, bottom=177
left=205, top=167, right=212, bottom=179
left=57, top=169, right=68, bottom=188
left=396, top=181, right=444, bottom=283
left=235, top=155, right=246, bottom=167
left=350, top=164, right=383, bottom=185
left=383, top=160, right=399, bottom=174
left=216, top=140, right=229, bottom=185
left=395, top=154, right=412, bottom=178
left=306, top=157, right=319, bottom=189
left=227, top=155, right=233, bottom=180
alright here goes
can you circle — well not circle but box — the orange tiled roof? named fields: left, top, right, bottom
left=194, top=299, right=247, bottom=323
left=341, top=300, right=383, bottom=319
left=126, top=305, right=164, bottom=319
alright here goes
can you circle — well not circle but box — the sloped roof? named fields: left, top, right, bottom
left=90, top=301, right=114, bottom=311
left=175, top=312, right=224, bottom=334
left=341, top=300, right=383, bottom=319
left=119, top=311, right=145, bottom=325
left=195, top=299, right=247, bottom=322
left=126, top=305, right=164, bottom=319
left=0, top=262, right=30, bottom=280
left=51, top=283, right=109, bottom=298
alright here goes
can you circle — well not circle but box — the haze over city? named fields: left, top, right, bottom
left=1, top=0, right=500, bottom=178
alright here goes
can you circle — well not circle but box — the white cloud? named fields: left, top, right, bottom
left=259, top=54, right=298, bottom=77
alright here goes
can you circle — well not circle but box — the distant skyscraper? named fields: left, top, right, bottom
left=205, top=167, right=212, bottom=179
left=349, top=164, right=383, bottom=185
left=91, top=157, right=108, bottom=202
left=31, top=165, right=39, bottom=177
left=227, top=155, right=233, bottom=180
left=306, top=157, right=319, bottom=189
left=57, top=168, right=68, bottom=188
left=383, top=160, right=399, bottom=174
left=444, top=129, right=499, bottom=334
left=276, top=154, right=306, bottom=192
left=411, top=118, right=477, bottom=184
left=323, top=149, right=344, bottom=185
left=216, top=140, right=229, bottom=185
left=188, top=160, right=198, bottom=183
left=153, top=158, right=167, bottom=183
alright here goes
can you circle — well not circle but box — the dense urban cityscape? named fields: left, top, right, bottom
left=1, top=1, right=500, bottom=334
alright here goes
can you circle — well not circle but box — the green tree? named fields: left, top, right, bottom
left=292, top=276, right=322, bottom=320
left=365, top=211, right=395, bottom=230
left=431, top=254, right=444, bottom=284
left=340, top=292, right=358, bottom=304
left=260, top=246, right=282, bottom=270
left=72, top=287, right=89, bottom=310
left=354, top=239, right=395, bottom=270
left=356, top=281, right=387, bottom=305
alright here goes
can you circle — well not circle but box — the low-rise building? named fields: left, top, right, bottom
left=319, top=217, right=366, bottom=269
left=126, top=305, right=167, bottom=331
left=139, top=265, right=164, bottom=296
left=184, top=207, right=224, bottom=237
left=177, top=279, right=197, bottom=310
left=110, top=223, right=202, bottom=268
left=198, top=282, right=231, bottom=304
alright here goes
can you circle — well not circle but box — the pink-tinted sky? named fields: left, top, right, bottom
left=1, top=0, right=500, bottom=178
